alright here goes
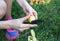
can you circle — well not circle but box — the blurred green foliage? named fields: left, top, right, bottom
left=0, top=0, right=60, bottom=41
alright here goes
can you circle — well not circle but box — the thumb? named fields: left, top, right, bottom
left=22, top=14, right=31, bottom=21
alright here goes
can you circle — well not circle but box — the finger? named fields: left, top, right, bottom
left=22, top=14, right=31, bottom=21
left=33, top=12, right=38, bottom=19
left=23, top=24, right=38, bottom=27
left=18, top=27, right=30, bottom=32
left=18, top=29, right=24, bottom=32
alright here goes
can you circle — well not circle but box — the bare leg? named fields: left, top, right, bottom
left=0, top=0, right=7, bottom=19
left=4, top=0, right=12, bottom=19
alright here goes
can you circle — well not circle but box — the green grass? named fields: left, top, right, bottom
left=0, top=0, right=60, bottom=41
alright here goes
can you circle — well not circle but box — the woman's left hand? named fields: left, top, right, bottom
left=23, top=7, right=38, bottom=19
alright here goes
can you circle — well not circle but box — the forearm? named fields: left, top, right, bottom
left=0, top=20, right=11, bottom=29
left=16, top=0, right=33, bottom=14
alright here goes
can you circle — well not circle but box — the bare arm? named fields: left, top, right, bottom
left=16, top=0, right=34, bottom=14
left=16, top=0, right=31, bottom=9
left=0, top=20, right=11, bottom=29
left=0, top=15, right=37, bottom=31
left=16, top=0, right=38, bottom=19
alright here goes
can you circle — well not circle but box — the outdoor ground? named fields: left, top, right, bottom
left=0, top=0, right=60, bottom=41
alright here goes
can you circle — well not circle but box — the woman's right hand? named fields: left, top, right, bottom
left=10, top=14, right=37, bottom=32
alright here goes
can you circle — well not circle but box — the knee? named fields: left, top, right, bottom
left=0, top=1, right=7, bottom=19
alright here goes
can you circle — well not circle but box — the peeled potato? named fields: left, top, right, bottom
left=28, top=15, right=36, bottom=22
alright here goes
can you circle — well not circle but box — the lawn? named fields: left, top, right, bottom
left=0, top=0, right=60, bottom=41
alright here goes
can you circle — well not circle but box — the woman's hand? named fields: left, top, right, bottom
left=16, top=0, right=38, bottom=19
left=24, top=7, right=38, bottom=19
left=11, top=14, right=37, bottom=32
